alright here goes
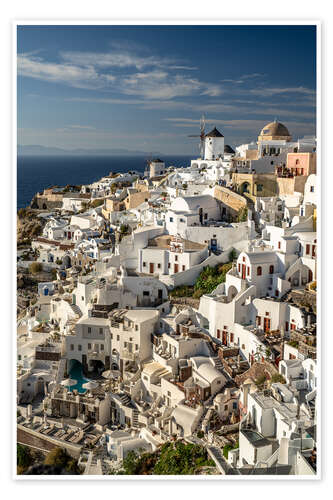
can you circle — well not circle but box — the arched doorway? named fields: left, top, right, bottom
left=90, top=359, right=105, bottom=376
left=240, top=182, right=250, bottom=195
left=63, top=255, right=71, bottom=269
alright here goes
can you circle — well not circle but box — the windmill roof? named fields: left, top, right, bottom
left=205, top=127, right=224, bottom=138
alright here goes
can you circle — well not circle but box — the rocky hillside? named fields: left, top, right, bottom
left=17, top=208, right=44, bottom=248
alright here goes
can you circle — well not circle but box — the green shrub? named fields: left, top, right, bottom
left=17, top=444, right=33, bottom=468
left=29, top=262, right=42, bottom=274
left=90, top=199, right=104, bottom=208
left=271, top=373, right=286, bottom=384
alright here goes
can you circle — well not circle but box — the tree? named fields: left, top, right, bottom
left=44, top=447, right=80, bottom=474
left=237, top=206, right=248, bottom=222
left=17, top=444, right=33, bottom=469
left=228, top=248, right=237, bottom=261
left=29, top=262, right=42, bottom=274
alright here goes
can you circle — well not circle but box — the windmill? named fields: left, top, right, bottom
left=144, top=152, right=152, bottom=177
left=188, top=115, right=206, bottom=159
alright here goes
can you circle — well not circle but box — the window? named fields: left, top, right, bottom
left=143, top=291, right=149, bottom=296
left=110, top=334, right=113, bottom=339
left=124, top=342, right=127, bottom=348
left=238, top=263, right=241, bottom=272
left=117, top=335, right=120, bottom=341
left=306, top=244, right=310, bottom=255
left=275, top=289, right=279, bottom=297
left=257, top=266, right=262, bottom=276
left=256, top=316, right=261, bottom=326
left=168, top=262, right=170, bottom=269
left=70, top=344, right=74, bottom=351
left=78, top=344, right=82, bottom=351
left=224, top=404, right=228, bottom=411
left=242, top=344, right=245, bottom=349
left=135, top=344, right=138, bottom=350
left=99, top=328, right=103, bottom=334
left=266, top=312, right=269, bottom=316
left=312, top=245, right=316, bottom=257
left=247, top=266, right=250, bottom=276
left=158, top=263, right=161, bottom=269
left=310, top=186, right=314, bottom=192
left=242, top=257, right=246, bottom=262
left=269, top=265, right=274, bottom=274
left=167, top=391, right=171, bottom=397
left=130, top=337, right=133, bottom=341
left=230, top=333, right=234, bottom=343
left=169, top=217, right=174, bottom=222
left=135, top=325, right=138, bottom=331
left=285, top=322, right=289, bottom=331
left=88, top=343, right=91, bottom=350
left=278, top=241, right=281, bottom=249
left=143, top=262, right=146, bottom=267
left=88, top=327, right=91, bottom=333
left=175, top=255, right=178, bottom=262
left=216, top=329, right=221, bottom=339
left=182, top=265, right=185, bottom=271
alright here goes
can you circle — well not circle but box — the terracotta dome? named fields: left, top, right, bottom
left=258, top=120, right=291, bottom=141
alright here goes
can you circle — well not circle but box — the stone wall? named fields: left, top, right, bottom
left=213, top=186, right=247, bottom=215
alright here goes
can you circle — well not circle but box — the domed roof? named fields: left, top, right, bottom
left=259, top=120, right=290, bottom=138
left=224, top=144, right=235, bottom=154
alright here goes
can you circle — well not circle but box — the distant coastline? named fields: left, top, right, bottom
left=18, top=145, right=162, bottom=157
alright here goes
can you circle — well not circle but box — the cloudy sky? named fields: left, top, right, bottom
left=17, top=25, right=317, bottom=154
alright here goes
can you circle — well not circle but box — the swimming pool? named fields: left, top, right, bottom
left=68, top=360, right=90, bottom=393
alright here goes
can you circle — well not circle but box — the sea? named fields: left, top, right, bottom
left=17, top=155, right=192, bottom=209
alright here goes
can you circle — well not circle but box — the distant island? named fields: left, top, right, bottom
left=17, top=145, right=162, bottom=157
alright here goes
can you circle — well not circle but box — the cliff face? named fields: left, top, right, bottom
left=17, top=209, right=43, bottom=247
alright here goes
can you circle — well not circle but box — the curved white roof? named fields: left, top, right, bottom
left=170, top=195, right=218, bottom=213
left=197, top=363, right=226, bottom=384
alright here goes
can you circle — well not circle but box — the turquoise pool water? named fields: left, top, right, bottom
left=68, top=360, right=90, bottom=393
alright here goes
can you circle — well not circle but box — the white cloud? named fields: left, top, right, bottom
left=60, top=50, right=197, bottom=71
left=17, top=53, right=115, bottom=90
left=250, top=86, right=316, bottom=97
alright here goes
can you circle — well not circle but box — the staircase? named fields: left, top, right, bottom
left=70, top=303, right=83, bottom=317
left=207, top=445, right=239, bottom=475
left=119, top=392, right=131, bottom=406
left=132, top=409, right=139, bottom=428
left=213, top=356, right=224, bottom=372
left=307, top=399, right=316, bottom=419
left=56, top=358, right=67, bottom=383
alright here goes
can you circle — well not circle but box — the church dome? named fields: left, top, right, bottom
left=258, top=120, right=291, bottom=141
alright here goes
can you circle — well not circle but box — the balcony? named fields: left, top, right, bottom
left=121, top=349, right=137, bottom=361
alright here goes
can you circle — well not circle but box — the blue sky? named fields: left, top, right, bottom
left=17, top=25, right=317, bottom=154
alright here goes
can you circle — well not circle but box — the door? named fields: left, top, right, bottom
left=264, top=317, right=271, bottom=333
left=174, top=263, right=179, bottom=273
left=149, top=263, right=154, bottom=274
left=308, top=269, right=313, bottom=282
left=242, top=264, right=246, bottom=279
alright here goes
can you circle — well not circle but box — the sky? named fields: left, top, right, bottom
left=17, top=25, right=317, bottom=155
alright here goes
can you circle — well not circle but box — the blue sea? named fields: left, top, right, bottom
left=17, top=155, right=192, bottom=209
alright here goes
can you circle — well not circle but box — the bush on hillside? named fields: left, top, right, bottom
left=29, top=262, right=42, bottom=274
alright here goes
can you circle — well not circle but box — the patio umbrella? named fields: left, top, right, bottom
left=82, top=381, right=99, bottom=391
left=102, top=370, right=121, bottom=380
left=60, top=378, right=77, bottom=388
